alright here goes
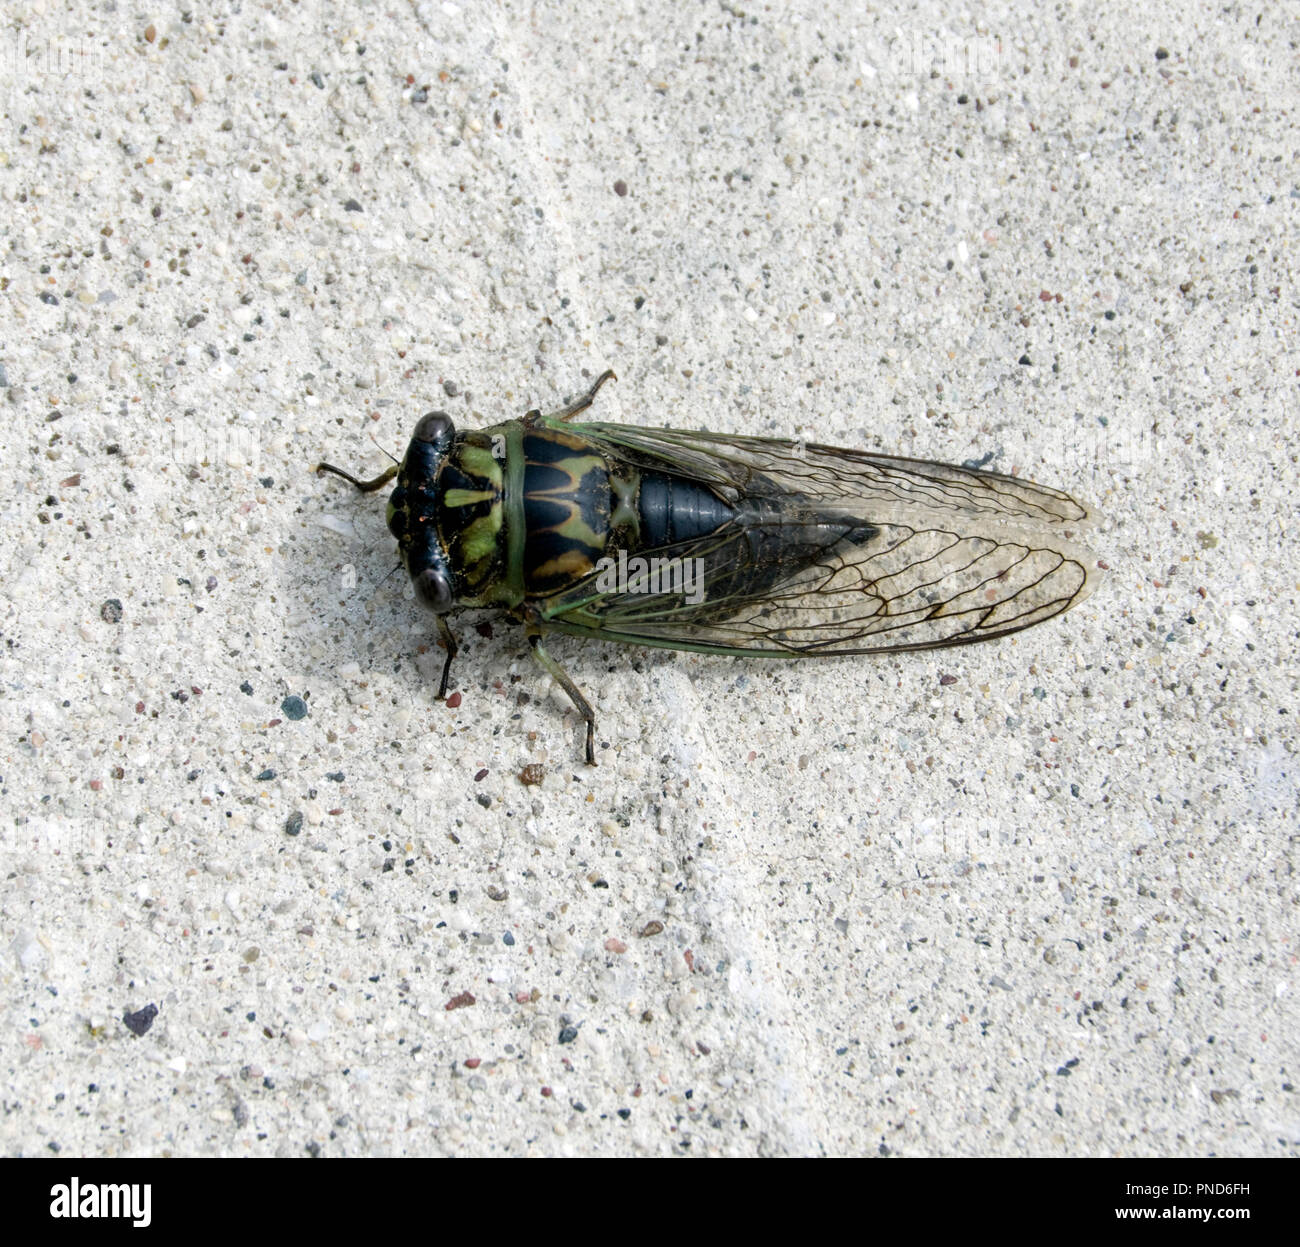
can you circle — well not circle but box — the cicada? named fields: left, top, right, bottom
left=318, top=371, right=1100, bottom=763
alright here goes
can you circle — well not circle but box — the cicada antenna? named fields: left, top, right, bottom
left=369, top=433, right=400, bottom=466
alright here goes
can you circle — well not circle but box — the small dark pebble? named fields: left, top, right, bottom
left=342, top=198, right=363, bottom=212
left=474, top=768, right=489, bottom=782
left=613, top=179, right=628, bottom=196
left=281, top=695, right=308, bottom=721
left=939, top=673, right=957, bottom=686
left=1018, top=354, right=1032, bottom=366
left=122, top=1003, right=158, bottom=1037
left=284, top=811, right=304, bottom=836
left=475, top=793, right=492, bottom=809
left=445, top=992, right=475, bottom=1011
left=256, top=769, right=276, bottom=781
left=1155, top=47, right=1169, bottom=60
left=100, top=598, right=123, bottom=623
left=442, top=379, right=459, bottom=397
left=558, top=1025, right=579, bottom=1044
left=474, top=621, right=494, bottom=639
left=519, top=763, right=544, bottom=786
left=310, top=71, right=325, bottom=88
left=40, top=291, right=59, bottom=305
left=326, top=771, right=344, bottom=782
left=503, top=931, right=515, bottom=946
left=617, top=1108, right=631, bottom=1120
left=240, top=681, right=254, bottom=695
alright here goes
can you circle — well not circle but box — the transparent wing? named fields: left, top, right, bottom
left=563, top=420, right=1094, bottom=524
left=536, top=421, right=1101, bottom=657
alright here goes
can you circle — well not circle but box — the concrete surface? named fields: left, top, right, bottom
left=0, top=0, right=1296, bottom=1156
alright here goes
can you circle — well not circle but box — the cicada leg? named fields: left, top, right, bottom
left=525, top=627, right=597, bottom=766
left=435, top=614, right=459, bottom=699
left=525, top=369, right=618, bottom=425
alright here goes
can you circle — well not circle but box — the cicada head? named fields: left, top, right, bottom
left=387, top=411, right=507, bottom=612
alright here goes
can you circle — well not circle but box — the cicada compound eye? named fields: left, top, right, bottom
left=413, top=566, right=454, bottom=614
left=412, top=410, right=455, bottom=451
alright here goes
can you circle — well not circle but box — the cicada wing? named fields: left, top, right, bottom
left=540, top=510, right=1098, bottom=657
left=558, top=420, right=1095, bottom=527
left=537, top=421, right=1101, bottom=657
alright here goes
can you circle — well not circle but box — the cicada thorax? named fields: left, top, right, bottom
left=517, top=428, right=615, bottom=596
left=434, top=432, right=510, bottom=603
left=517, top=425, right=873, bottom=606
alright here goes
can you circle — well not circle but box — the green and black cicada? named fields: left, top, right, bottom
left=318, top=371, right=1100, bottom=763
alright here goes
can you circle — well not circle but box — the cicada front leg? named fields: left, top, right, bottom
left=434, top=614, right=459, bottom=700
left=522, top=613, right=597, bottom=766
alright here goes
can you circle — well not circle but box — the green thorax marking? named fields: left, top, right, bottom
left=443, top=488, right=496, bottom=507
left=488, top=420, right=528, bottom=608
left=437, top=431, right=508, bottom=603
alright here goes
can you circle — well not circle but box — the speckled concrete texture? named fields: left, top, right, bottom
left=1, top=1, right=1295, bottom=1156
